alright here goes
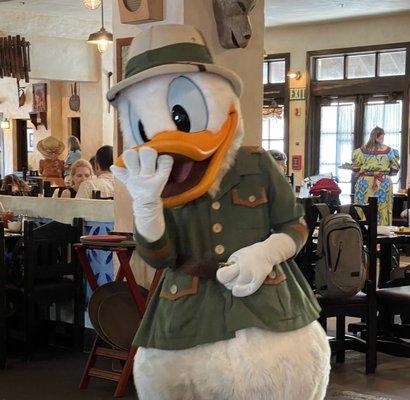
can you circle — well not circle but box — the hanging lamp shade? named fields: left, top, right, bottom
left=83, top=0, right=101, bottom=10
left=87, top=27, right=113, bottom=53
left=86, top=0, right=113, bottom=53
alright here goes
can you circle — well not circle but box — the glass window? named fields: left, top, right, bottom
left=268, top=60, right=285, bottom=84
left=316, top=56, right=344, bottom=81
left=378, top=51, right=406, bottom=76
left=347, top=53, right=376, bottom=78
left=262, top=110, right=285, bottom=152
left=319, top=101, right=355, bottom=201
left=263, top=62, right=268, bottom=84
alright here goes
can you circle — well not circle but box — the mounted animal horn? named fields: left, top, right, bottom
left=212, top=0, right=256, bottom=49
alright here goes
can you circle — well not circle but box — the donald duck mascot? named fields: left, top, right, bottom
left=108, top=24, right=330, bottom=400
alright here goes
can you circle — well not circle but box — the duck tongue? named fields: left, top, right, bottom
left=170, top=156, right=195, bottom=183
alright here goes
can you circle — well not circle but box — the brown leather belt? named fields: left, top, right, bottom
left=175, top=256, right=227, bottom=280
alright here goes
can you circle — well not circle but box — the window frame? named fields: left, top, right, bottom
left=263, top=53, right=290, bottom=159
left=306, top=42, right=410, bottom=188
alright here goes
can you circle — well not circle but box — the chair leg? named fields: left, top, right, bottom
left=366, top=295, right=377, bottom=374
left=336, top=316, right=346, bottom=363
left=0, top=320, right=6, bottom=369
left=73, top=288, right=85, bottom=352
left=24, top=296, right=36, bottom=361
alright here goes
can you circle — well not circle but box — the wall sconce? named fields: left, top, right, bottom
left=287, top=70, right=301, bottom=80
left=0, top=118, right=10, bottom=129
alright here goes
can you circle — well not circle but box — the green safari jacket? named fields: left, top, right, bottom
left=133, top=147, right=320, bottom=350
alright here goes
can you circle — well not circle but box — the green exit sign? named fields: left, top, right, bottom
left=290, top=88, right=306, bottom=101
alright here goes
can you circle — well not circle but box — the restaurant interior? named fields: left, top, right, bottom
left=1, top=1, right=410, bottom=399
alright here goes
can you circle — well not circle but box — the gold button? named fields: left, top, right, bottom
left=212, top=201, right=221, bottom=210
left=248, top=195, right=256, bottom=203
left=170, top=284, right=178, bottom=295
left=268, top=269, right=277, bottom=280
left=215, top=244, right=225, bottom=255
left=212, top=223, right=223, bottom=233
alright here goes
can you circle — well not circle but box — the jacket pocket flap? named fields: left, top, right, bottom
left=160, top=276, right=199, bottom=301
left=231, top=187, right=268, bottom=208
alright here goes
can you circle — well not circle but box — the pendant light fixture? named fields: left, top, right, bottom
left=87, top=0, right=113, bottom=53
left=83, top=0, right=101, bottom=10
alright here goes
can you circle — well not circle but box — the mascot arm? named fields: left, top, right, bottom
left=134, top=227, right=177, bottom=269
left=217, top=150, right=307, bottom=297
left=111, top=148, right=176, bottom=268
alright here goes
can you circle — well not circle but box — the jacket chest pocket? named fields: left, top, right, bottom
left=159, top=271, right=199, bottom=301
left=230, top=186, right=270, bottom=229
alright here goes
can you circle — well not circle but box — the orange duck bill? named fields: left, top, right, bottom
left=115, top=107, right=238, bottom=208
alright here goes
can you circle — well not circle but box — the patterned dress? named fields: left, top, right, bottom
left=353, top=145, right=400, bottom=225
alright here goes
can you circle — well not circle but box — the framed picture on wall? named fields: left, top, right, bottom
left=116, top=37, right=133, bottom=83
left=115, top=37, right=133, bottom=154
left=32, top=83, right=47, bottom=112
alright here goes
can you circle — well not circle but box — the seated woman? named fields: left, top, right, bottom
left=54, top=159, right=93, bottom=198
left=1, top=174, right=30, bottom=196
left=37, top=136, right=66, bottom=186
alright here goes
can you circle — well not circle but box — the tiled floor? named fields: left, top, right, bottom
left=1, top=349, right=410, bottom=399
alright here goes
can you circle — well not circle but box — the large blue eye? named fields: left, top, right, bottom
left=167, top=76, right=208, bottom=133
left=129, top=103, right=148, bottom=144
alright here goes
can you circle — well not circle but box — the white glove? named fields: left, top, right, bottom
left=111, top=147, right=173, bottom=242
left=217, top=233, right=296, bottom=297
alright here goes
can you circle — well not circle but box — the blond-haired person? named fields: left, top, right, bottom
left=55, top=159, right=93, bottom=198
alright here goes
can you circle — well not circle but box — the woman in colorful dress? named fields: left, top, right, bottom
left=352, top=126, right=400, bottom=225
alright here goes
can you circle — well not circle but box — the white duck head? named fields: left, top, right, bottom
left=108, top=25, right=244, bottom=208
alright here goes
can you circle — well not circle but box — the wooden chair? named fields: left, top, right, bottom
left=5, top=219, right=84, bottom=359
left=376, top=231, right=410, bottom=357
left=27, top=177, right=44, bottom=194
left=92, top=190, right=114, bottom=200
left=0, top=184, right=12, bottom=195
left=0, top=223, right=6, bottom=369
left=298, top=197, right=378, bottom=374
left=392, top=189, right=410, bottom=227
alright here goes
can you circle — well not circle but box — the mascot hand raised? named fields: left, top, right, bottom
left=108, top=24, right=330, bottom=400
left=111, top=148, right=173, bottom=242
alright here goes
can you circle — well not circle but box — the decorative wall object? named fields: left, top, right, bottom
left=32, top=83, right=47, bottom=112
left=116, top=37, right=132, bottom=82
left=69, top=83, right=80, bottom=112
left=0, top=35, right=31, bottom=82
left=118, top=0, right=163, bottom=24
left=115, top=37, right=133, bottom=154
left=213, top=0, right=256, bottom=49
